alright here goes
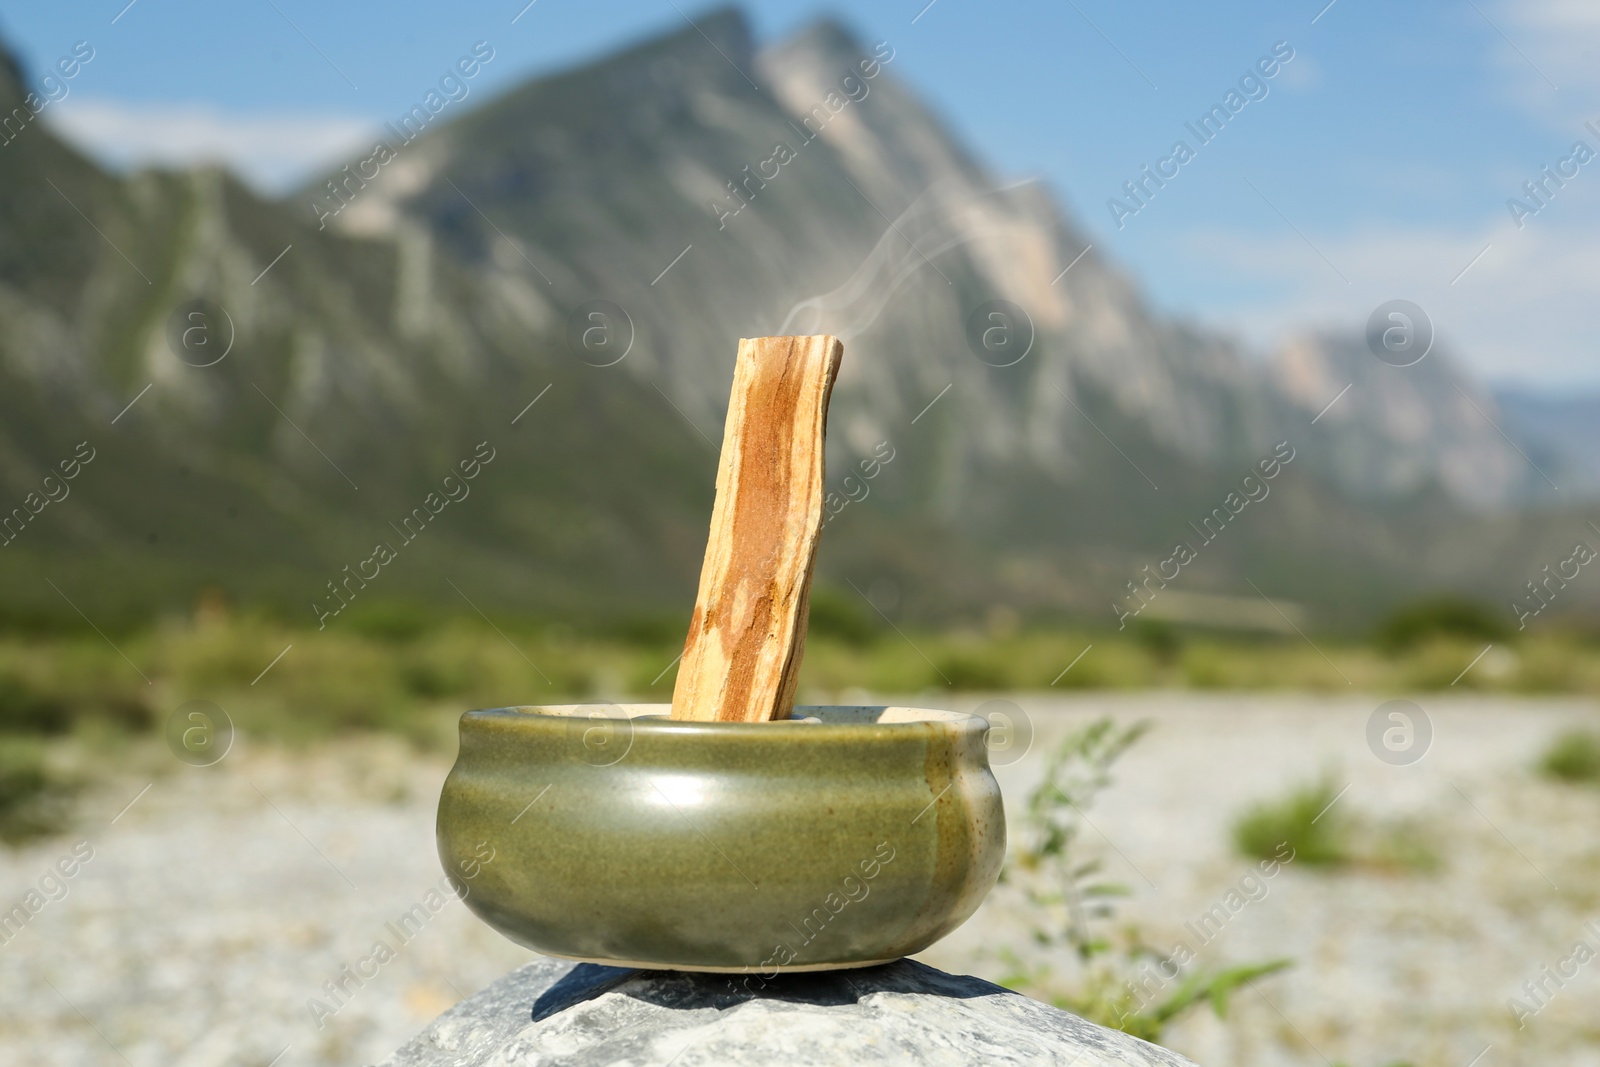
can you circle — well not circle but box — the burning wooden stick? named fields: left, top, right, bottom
left=670, top=335, right=844, bottom=722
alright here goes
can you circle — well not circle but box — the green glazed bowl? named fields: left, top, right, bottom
left=437, top=703, right=1004, bottom=973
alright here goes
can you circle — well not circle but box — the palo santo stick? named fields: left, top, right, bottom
left=670, top=336, right=844, bottom=722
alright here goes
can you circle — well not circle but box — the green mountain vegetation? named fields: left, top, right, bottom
left=0, top=8, right=1593, bottom=641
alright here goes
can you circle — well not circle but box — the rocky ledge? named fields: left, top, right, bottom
left=376, top=956, right=1198, bottom=1067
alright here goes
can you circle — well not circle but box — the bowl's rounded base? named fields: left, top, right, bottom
left=540, top=950, right=903, bottom=974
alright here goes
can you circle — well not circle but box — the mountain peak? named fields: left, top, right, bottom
left=628, top=5, right=755, bottom=74
left=769, top=15, right=872, bottom=61
left=758, top=13, right=886, bottom=94
left=684, top=6, right=752, bottom=48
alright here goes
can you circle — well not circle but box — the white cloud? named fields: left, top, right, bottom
left=1502, top=0, right=1600, bottom=75
left=1489, top=0, right=1600, bottom=123
left=43, top=98, right=379, bottom=194
left=1179, top=1, right=1600, bottom=390
left=1177, top=192, right=1600, bottom=388
left=1275, top=53, right=1321, bottom=93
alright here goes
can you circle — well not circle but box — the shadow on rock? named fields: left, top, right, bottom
left=531, top=964, right=639, bottom=1021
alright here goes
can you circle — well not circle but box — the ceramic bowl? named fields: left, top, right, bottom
left=436, top=703, right=1004, bottom=973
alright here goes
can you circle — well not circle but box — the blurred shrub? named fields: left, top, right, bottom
left=0, top=662, right=150, bottom=736
left=1396, top=638, right=1496, bottom=690
left=90, top=694, right=153, bottom=732
left=1233, top=776, right=1351, bottom=868
left=1234, top=777, right=1443, bottom=874
left=1375, top=595, right=1509, bottom=652
left=1179, top=644, right=1230, bottom=689
left=340, top=601, right=436, bottom=642
left=1364, top=820, right=1443, bottom=875
left=806, top=587, right=877, bottom=644
left=0, top=671, right=71, bottom=734
left=603, top=612, right=687, bottom=647
left=0, top=738, right=76, bottom=842
left=1539, top=729, right=1600, bottom=783
left=0, top=611, right=1593, bottom=762
left=1512, top=639, right=1596, bottom=693
left=401, top=659, right=469, bottom=699
left=937, top=650, right=1010, bottom=690
left=1130, top=619, right=1181, bottom=663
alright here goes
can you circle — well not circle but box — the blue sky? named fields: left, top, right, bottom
left=4, top=1, right=1597, bottom=389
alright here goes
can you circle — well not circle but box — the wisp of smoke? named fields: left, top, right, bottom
left=774, top=180, right=1041, bottom=340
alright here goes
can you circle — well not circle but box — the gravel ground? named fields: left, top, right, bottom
left=2, top=694, right=1598, bottom=1067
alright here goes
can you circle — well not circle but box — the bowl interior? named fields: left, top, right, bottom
left=492, top=703, right=978, bottom=725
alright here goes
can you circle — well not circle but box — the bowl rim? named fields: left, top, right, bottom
left=458, top=703, right=989, bottom=740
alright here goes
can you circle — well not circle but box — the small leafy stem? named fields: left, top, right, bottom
left=1000, top=716, right=1291, bottom=1044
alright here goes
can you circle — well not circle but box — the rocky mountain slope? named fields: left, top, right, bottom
left=0, top=9, right=1589, bottom=631
left=0, top=44, right=718, bottom=628
left=1494, top=389, right=1600, bottom=498
left=330, top=13, right=1547, bottom=507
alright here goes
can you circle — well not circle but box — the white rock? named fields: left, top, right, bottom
left=376, top=957, right=1199, bottom=1067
